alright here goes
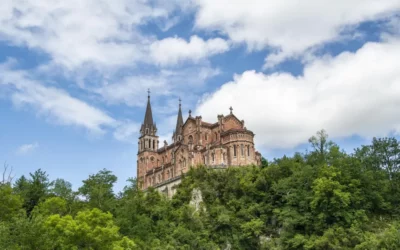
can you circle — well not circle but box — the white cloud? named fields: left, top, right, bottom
left=191, top=0, right=400, bottom=67
left=0, top=0, right=230, bottom=73
left=0, top=61, right=116, bottom=133
left=16, top=142, right=39, bottom=155
left=113, top=121, right=140, bottom=142
left=96, top=75, right=169, bottom=107
left=0, top=0, right=169, bottom=71
left=95, top=66, right=220, bottom=107
left=196, top=37, right=400, bottom=149
left=150, top=35, right=229, bottom=66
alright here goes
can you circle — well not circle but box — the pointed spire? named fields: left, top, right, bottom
left=140, top=89, right=157, bottom=136
left=143, top=89, right=154, bottom=126
left=174, top=98, right=184, bottom=141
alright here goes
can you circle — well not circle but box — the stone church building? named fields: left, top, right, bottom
left=137, top=92, right=261, bottom=197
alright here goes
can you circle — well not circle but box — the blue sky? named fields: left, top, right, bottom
left=1, top=1, right=400, bottom=191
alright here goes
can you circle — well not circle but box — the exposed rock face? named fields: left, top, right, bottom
left=189, top=188, right=204, bottom=213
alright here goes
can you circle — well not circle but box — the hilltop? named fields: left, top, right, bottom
left=1, top=131, right=400, bottom=249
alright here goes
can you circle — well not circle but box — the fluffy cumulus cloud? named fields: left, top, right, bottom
left=0, top=0, right=229, bottom=72
left=150, top=36, right=230, bottom=66
left=0, top=61, right=116, bottom=133
left=1, top=0, right=400, bottom=149
left=16, top=142, right=39, bottom=155
left=95, top=66, right=220, bottom=107
left=196, top=37, right=400, bottom=149
left=191, top=0, right=400, bottom=67
left=113, top=121, right=140, bottom=142
left=0, top=0, right=165, bottom=70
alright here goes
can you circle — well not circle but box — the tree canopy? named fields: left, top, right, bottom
left=1, top=131, right=400, bottom=249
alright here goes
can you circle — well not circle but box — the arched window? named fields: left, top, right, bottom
left=145, top=128, right=149, bottom=134
left=241, top=144, right=244, bottom=156
left=212, top=153, right=215, bottom=162
left=205, top=134, right=208, bottom=141
left=188, top=135, right=193, bottom=143
left=233, top=145, right=237, bottom=157
left=215, top=132, right=218, bottom=141
left=153, top=140, right=155, bottom=149
left=167, top=170, right=170, bottom=179
left=248, top=146, right=250, bottom=156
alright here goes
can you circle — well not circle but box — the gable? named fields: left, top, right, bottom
left=182, top=118, right=196, bottom=136
left=223, top=115, right=243, bottom=131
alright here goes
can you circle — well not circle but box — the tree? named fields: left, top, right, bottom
left=44, top=208, right=136, bottom=249
left=357, top=137, right=400, bottom=179
left=52, top=178, right=73, bottom=200
left=78, top=169, right=117, bottom=211
left=308, top=129, right=335, bottom=164
left=0, top=183, right=23, bottom=221
left=1, top=162, right=14, bottom=184
left=14, top=169, right=53, bottom=215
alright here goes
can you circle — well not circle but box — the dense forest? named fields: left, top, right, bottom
left=1, top=130, right=400, bottom=249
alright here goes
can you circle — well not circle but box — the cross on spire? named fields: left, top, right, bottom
left=179, top=97, right=181, bottom=107
left=147, top=88, right=150, bottom=98
left=229, top=106, right=233, bottom=114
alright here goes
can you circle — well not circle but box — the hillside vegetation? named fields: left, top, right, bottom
left=1, top=130, right=400, bottom=249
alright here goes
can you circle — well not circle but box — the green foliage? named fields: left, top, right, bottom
left=32, top=197, right=68, bottom=216
left=44, top=208, right=135, bottom=249
left=0, top=183, right=23, bottom=222
left=2, top=131, right=400, bottom=249
left=14, top=169, right=53, bottom=215
left=52, top=178, right=74, bottom=200
left=79, top=169, right=117, bottom=212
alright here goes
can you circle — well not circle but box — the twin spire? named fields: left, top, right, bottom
left=141, top=89, right=183, bottom=141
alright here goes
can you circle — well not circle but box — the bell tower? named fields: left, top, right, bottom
left=137, top=89, right=159, bottom=189
left=172, top=98, right=184, bottom=143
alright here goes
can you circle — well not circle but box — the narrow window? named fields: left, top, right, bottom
left=241, top=144, right=244, bottom=156
left=153, top=140, right=155, bottom=149
left=212, top=153, right=215, bottom=162
left=233, top=145, right=236, bottom=157
left=248, top=146, right=250, bottom=156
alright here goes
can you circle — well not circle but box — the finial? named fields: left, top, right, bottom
left=189, top=109, right=192, bottom=117
left=179, top=97, right=181, bottom=107
left=229, top=106, right=233, bottom=114
left=147, top=89, right=150, bottom=99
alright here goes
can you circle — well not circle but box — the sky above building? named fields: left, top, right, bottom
left=1, top=0, right=400, bottom=191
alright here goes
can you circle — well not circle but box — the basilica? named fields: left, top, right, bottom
left=137, top=92, right=261, bottom=197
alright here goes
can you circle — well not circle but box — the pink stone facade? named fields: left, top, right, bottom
left=137, top=99, right=261, bottom=196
